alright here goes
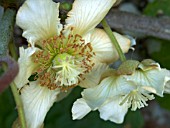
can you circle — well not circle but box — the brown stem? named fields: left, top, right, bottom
left=105, top=9, right=170, bottom=40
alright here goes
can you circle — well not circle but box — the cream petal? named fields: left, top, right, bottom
left=89, top=29, right=131, bottom=64
left=14, top=47, right=38, bottom=89
left=16, top=0, right=62, bottom=46
left=164, top=80, right=170, bottom=94
left=82, top=76, right=115, bottom=110
left=79, top=63, right=108, bottom=88
left=125, top=69, right=170, bottom=97
left=82, top=74, right=135, bottom=110
left=113, top=32, right=131, bottom=53
left=21, top=81, right=60, bottom=128
left=72, top=98, right=91, bottom=120
left=164, top=71, right=170, bottom=94
left=65, top=0, right=116, bottom=36
left=99, top=97, right=128, bottom=124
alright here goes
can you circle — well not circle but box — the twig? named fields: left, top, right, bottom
left=0, top=56, right=19, bottom=93
left=106, top=9, right=170, bottom=40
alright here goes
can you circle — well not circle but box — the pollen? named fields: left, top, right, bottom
left=32, top=31, right=95, bottom=90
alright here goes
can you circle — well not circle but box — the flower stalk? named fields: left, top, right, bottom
left=9, top=36, right=27, bottom=128
left=10, top=82, right=27, bottom=128
left=101, top=18, right=126, bottom=62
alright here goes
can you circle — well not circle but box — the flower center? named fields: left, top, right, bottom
left=32, top=32, right=95, bottom=90
left=53, top=53, right=72, bottom=65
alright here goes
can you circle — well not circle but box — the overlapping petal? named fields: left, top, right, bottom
left=89, top=28, right=131, bottom=64
left=72, top=96, right=128, bottom=124
left=164, top=80, right=170, bottom=94
left=99, top=97, right=128, bottom=124
left=82, top=72, right=135, bottom=110
left=14, top=47, right=37, bottom=89
left=21, top=81, right=60, bottom=128
left=163, top=71, right=170, bottom=93
left=79, top=63, right=108, bottom=88
left=65, top=0, right=116, bottom=36
left=125, top=68, right=170, bottom=97
left=16, top=0, right=62, bottom=46
left=72, top=98, right=91, bottom=120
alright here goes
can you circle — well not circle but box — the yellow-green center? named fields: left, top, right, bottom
left=32, top=32, right=95, bottom=90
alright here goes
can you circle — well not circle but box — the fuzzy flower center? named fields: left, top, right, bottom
left=32, top=32, right=95, bottom=90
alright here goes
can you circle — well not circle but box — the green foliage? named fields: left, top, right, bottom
left=124, top=111, right=144, bottom=128
left=144, top=0, right=170, bottom=16
left=146, top=38, right=170, bottom=69
left=156, top=94, right=170, bottom=110
left=0, top=88, right=17, bottom=128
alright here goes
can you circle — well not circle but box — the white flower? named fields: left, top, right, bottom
left=14, top=0, right=132, bottom=127
left=72, top=59, right=170, bottom=124
left=162, top=70, right=170, bottom=94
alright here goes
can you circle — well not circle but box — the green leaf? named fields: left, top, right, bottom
left=0, top=88, right=17, bottom=128
left=124, top=111, right=144, bottom=128
left=146, top=38, right=170, bottom=69
left=144, top=0, right=170, bottom=16
left=156, top=94, right=170, bottom=110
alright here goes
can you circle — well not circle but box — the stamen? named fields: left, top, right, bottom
left=120, top=90, right=155, bottom=111
left=32, top=30, right=96, bottom=90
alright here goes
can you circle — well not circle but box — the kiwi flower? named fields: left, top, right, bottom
left=14, top=0, right=131, bottom=127
left=72, top=59, right=170, bottom=123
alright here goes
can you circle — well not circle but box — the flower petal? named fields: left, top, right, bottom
left=89, top=29, right=131, bottom=64
left=82, top=73, right=135, bottom=110
left=16, top=0, right=62, bottom=46
left=125, top=68, right=170, bottom=97
left=72, top=98, right=91, bottom=120
left=65, top=0, right=116, bottom=36
left=82, top=76, right=115, bottom=110
left=164, top=71, right=170, bottom=94
left=79, top=63, right=108, bottom=88
left=164, top=80, right=170, bottom=94
left=14, top=47, right=37, bottom=89
left=99, top=97, right=128, bottom=124
left=21, top=81, right=60, bottom=128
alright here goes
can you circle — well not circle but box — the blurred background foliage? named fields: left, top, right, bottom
left=0, top=0, right=170, bottom=128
